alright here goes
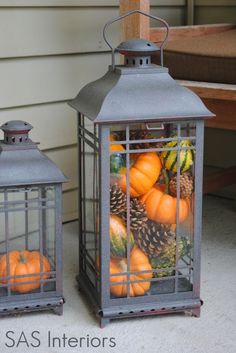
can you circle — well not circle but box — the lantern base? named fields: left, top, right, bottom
left=0, top=296, right=65, bottom=317
left=99, top=299, right=202, bottom=327
left=77, top=272, right=202, bottom=327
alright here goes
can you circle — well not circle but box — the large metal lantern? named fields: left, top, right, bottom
left=69, top=11, right=214, bottom=327
left=0, top=120, right=67, bottom=316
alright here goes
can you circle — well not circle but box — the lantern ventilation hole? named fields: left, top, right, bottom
left=124, top=55, right=151, bottom=68
left=0, top=120, right=33, bottom=146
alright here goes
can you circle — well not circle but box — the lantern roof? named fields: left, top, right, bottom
left=69, top=63, right=213, bottom=124
left=117, top=38, right=160, bottom=55
left=69, top=34, right=214, bottom=124
left=1, top=120, right=33, bottom=133
left=0, top=121, right=68, bottom=187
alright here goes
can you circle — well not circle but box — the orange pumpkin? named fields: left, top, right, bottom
left=119, top=152, right=162, bottom=197
left=0, top=250, right=51, bottom=293
left=110, top=134, right=125, bottom=153
left=110, top=246, right=152, bottom=297
left=140, top=184, right=189, bottom=224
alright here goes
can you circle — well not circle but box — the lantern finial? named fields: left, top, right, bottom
left=117, top=38, right=159, bottom=68
left=0, top=120, right=33, bottom=145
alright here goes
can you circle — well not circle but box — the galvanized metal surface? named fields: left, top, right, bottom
left=69, top=12, right=213, bottom=124
left=0, top=121, right=66, bottom=317
left=0, top=184, right=64, bottom=316
left=0, top=121, right=68, bottom=187
left=0, top=296, right=64, bottom=316
left=117, top=39, right=160, bottom=55
left=102, top=10, right=169, bottom=68
left=192, top=121, right=204, bottom=297
left=76, top=117, right=203, bottom=326
left=0, top=120, right=33, bottom=132
left=69, top=66, right=213, bottom=124
left=71, top=13, right=209, bottom=326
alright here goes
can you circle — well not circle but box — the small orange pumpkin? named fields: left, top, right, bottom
left=140, top=184, right=189, bottom=224
left=110, top=134, right=125, bottom=153
left=119, top=152, right=162, bottom=197
left=0, top=250, right=51, bottom=293
left=110, top=246, right=152, bottom=297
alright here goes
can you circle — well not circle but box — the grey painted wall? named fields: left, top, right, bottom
left=0, top=0, right=235, bottom=222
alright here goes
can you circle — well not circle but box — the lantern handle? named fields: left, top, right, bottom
left=103, top=10, right=169, bottom=69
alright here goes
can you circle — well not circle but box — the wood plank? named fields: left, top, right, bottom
left=203, top=166, right=236, bottom=194
left=0, top=53, right=109, bottom=109
left=203, top=99, right=236, bottom=131
left=120, top=0, right=150, bottom=40
left=0, top=102, right=77, bottom=150
left=0, top=0, right=119, bottom=6
left=63, top=190, right=78, bottom=222
left=204, top=128, right=236, bottom=168
left=150, top=7, right=185, bottom=27
left=0, top=0, right=185, bottom=7
left=196, top=0, right=236, bottom=6
left=0, top=8, right=119, bottom=58
left=179, top=81, right=236, bottom=101
left=46, top=146, right=77, bottom=192
left=204, top=165, right=236, bottom=199
left=150, top=23, right=236, bottom=42
left=195, top=7, right=236, bottom=25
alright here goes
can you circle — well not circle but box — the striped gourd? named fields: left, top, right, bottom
left=110, top=215, right=134, bottom=258
left=161, top=140, right=194, bottom=173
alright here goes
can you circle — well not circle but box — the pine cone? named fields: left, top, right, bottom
left=122, top=198, right=148, bottom=231
left=129, top=130, right=164, bottom=150
left=169, top=173, right=193, bottom=198
left=151, top=237, right=191, bottom=278
left=110, top=184, right=127, bottom=215
left=135, top=220, right=176, bottom=257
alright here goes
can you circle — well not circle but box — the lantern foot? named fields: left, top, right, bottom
left=191, top=307, right=201, bottom=318
left=100, top=317, right=110, bottom=328
left=53, top=306, right=63, bottom=316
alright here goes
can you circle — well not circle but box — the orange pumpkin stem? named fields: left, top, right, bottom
left=119, top=259, right=127, bottom=273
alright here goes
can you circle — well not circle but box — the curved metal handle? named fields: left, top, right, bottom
left=103, top=10, right=169, bottom=68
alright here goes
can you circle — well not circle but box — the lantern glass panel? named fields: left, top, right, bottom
left=0, top=185, right=57, bottom=297
left=109, top=122, right=196, bottom=299
left=79, top=115, right=100, bottom=293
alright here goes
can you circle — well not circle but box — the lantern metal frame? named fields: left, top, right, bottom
left=70, top=11, right=214, bottom=327
left=0, top=121, right=67, bottom=316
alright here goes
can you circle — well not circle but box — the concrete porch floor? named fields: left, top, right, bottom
left=0, top=195, right=236, bottom=353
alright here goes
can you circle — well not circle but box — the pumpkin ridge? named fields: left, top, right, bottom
left=135, top=159, right=160, bottom=181
left=110, top=247, right=152, bottom=297
left=141, top=185, right=189, bottom=224
left=119, top=152, right=161, bottom=197
left=130, top=167, right=152, bottom=194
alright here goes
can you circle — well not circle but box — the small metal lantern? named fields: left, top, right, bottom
left=0, top=120, right=67, bottom=316
left=69, top=11, right=214, bottom=327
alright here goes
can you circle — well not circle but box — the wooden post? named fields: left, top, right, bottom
left=187, top=0, right=195, bottom=25
left=119, top=0, right=150, bottom=41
